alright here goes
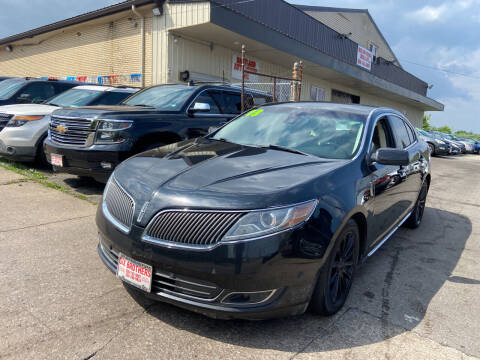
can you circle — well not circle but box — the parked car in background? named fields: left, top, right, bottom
left=435, top=133, right=466, bottom=154
left=97, top=102, right=431, bottom=320
left=417, top=129, right=449, bottom=156
left=0, top=78, right=82, bottom=106
left=0, top=85, right=139, bottom=164
left=44, top=83, right=272, bottom=182
left=461, top=139, right=477, bottom=154
left=473, top=140, right=480, bottom=154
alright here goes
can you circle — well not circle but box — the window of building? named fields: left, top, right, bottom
left=310, top=86, right=325, bottom=101
left=331, top=89, right=360, bottom=104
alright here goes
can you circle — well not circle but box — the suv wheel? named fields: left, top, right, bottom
left=35, top=136, right=50, bottom=168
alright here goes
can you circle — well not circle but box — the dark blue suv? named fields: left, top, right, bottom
left=0, top=78, right=82, bottom=106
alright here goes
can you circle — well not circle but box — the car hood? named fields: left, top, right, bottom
left=113, top=139, right=349, bottom=222
left=52, top=105, right=175, bottom=119
left=0, top=104, right=59, bottom=115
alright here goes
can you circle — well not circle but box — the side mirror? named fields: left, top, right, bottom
left=371, top=148, right=409, bottom=166
left=190, top=102, right=211, bottom=113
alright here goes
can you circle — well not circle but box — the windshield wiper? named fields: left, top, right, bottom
left=47, top=103, right=60, bottom=107
left=264, top=144, right=309, bottom=156
left=132, top=104, right=153, bottom=107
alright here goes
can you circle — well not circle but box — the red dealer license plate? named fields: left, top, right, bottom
left=51, top=154, right=63, bottom=167
left=117, top=254, right=153, bottom=293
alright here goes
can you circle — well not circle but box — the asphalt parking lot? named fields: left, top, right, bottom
left=1, top=155, right=479, bottom=360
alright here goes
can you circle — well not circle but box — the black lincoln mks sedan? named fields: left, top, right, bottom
left=96, top=102, right=430, bottom=320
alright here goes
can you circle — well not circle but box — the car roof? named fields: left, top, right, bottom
left=71, top=85, right=139, bottom=93
left=3, top=77, right=84, bottom=85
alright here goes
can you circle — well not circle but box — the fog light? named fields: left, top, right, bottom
left=221, top=289, right=277, bottom=305
left=101, top=162, right=113, bottom=169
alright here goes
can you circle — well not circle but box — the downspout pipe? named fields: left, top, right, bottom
left=132, top=5, right=145, bottom=87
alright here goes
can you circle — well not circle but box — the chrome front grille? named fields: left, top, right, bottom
left=104, top=179, right=135, bottom=232
left=49, top=116, right=95, bottom=146
left=144, top=211, right=245, bottom=247
left=98, top=239, right=221, bottom=301
left=0, top=113, right=13, bottom=132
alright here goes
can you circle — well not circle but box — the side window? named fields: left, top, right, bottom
left=190, top=92, right=221, bottom=114
left=21, top=83, right=55, bottom=102
left=212, top=92, right=242, bottom=114
left=52, top=83, right=75, bottom=94
left=371, top=117, right=395, bottom=153
left=94, top=92, right=133, bottom=106
left=404, top=122, right=417, bottom=144
left=388, top=115, right=411, bottom=149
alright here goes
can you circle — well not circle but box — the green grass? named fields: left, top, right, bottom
left=0, top=159, right=48, bottom=180
left=0, top=158, right=95, bottom=204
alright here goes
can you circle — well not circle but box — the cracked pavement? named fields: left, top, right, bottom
left=0, top=155, right=479, bottom=359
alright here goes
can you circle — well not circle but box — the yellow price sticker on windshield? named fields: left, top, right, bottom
left=245, top=109, right=264, bottom=117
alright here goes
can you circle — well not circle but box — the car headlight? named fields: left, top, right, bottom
left=222, top=200, right=317, bottom=242
left=6, top=115, right=45, bottom=127
left=434, top=139, right=444, bottom=144
left=95, top=120, right=132, bottom=144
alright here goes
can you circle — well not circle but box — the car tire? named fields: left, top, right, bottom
left=405, top=181, right=428, bottom=229
left=310, top=219, right=359, bottom=316
left=428, top=143, right=435, bottom=156
left=35, top=135, right=50, bottom=168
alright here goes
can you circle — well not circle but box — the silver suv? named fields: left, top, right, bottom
left=0, top=85, right=139, bottom=164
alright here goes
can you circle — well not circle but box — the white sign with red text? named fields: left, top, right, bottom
left=232, top=54, right=259, bottom=82
left=117, top=254, right=152, bottom=292
left=357, top=45, right=373, bottom=71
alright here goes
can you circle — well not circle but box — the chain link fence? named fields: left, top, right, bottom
left=238, top=46, right=303, bottom=111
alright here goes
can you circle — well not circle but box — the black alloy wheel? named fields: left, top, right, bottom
left=428, top=143, right=435, bottom=156
left=310, top=220, right=359, bottom=316
left=405, top=181, right=428, bottom=229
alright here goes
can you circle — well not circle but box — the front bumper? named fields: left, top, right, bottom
left=0, top=121, right=48, bottom=162
left=96, top=205, right=326, bottom=320
left=44, top=138, right=132, bottom=182
left=434, top=143, right=449, bottom=155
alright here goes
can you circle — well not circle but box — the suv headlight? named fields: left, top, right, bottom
left=95, top=120, right=132, bottom=144
left=6, top=115, right=45, bottom=127
left=222, top=200, right=317, bottom=242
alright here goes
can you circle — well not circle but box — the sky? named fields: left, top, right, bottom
left=0, top=0, right=479, bottom=132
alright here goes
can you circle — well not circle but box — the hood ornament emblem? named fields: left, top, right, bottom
left=56, top=124, right=68, bottom=133
left=137, top=201, right=151, bottom=223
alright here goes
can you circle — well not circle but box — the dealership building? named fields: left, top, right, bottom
left=0, top=0, right=443, bottom=126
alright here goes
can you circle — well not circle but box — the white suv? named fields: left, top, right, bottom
left=0, top=85, right=138, bottom=164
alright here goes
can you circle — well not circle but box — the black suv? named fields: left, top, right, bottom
left=44, top=84, right=272, bottom=182
left=0, top=78, right=82, bottom=106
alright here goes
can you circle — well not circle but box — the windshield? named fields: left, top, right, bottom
left=124, top=85, right=196, bottom=110
left=46, top=89, right=103, bottom=107
left=0, top=79, right=25, bottom=100
left=212, top=105, right=366, bottom=159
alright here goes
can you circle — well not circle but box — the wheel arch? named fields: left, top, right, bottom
left=326, top=207, right=369, bottom=263
left=134, top=131, right=183, bottom=151
left=350, top=212, right=368, bottom=261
